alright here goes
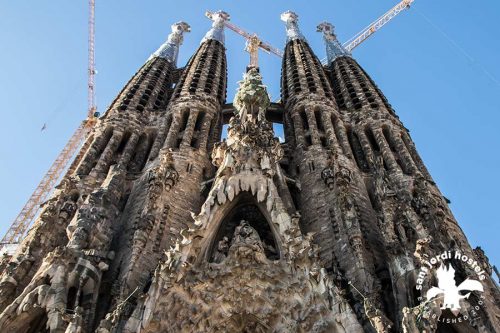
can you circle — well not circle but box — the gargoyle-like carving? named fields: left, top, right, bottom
left=335, top=165, right=351, bottom=187
left=321, top=167, right=335, bottom=189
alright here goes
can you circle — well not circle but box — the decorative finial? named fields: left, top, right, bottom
left=317, top=22, right=351, bottom=63
left=280, top=11, right=305, bottom=43
left=233, top=67, right=270, bottom=120
left=150, top=22, right=191, bottom=65
left=203, top=10, right=230, bottom=44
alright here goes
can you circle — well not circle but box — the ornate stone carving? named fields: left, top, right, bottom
left=127, top=67, right=363, bottom=333
left=474, top=246, right=493, bottom=276
left=227, top=220, right=267, bottom=264
left=364, top=297, right=393, bottom=333
left=1, top=13, right=499, bottom=333
left=321, top=167, right=335, bottom=189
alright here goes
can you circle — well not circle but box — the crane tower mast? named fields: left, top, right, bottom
left=2, top=1, right=414, bottom=248
left=88, top=0, right=97, bottom=117
left=0, top=0, right=98, bottom=247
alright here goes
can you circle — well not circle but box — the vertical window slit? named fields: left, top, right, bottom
left=314, top=109, right=324, bottom=133
left=300, top=109, right=309, bottom=131
left=365, top=127, right=380, bottom=152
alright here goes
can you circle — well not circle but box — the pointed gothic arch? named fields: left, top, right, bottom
left=198, top=191, right=284, bottom=264
left=9, top=308, right=49, bottom=333
left=209, top=194, right=280, bottom=262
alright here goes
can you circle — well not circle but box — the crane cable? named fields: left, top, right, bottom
left=415, top=7, right=500, bottom=89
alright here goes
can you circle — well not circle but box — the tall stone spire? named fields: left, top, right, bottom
left=280, top=10, right=305, bottom=42
left=150, top=21, right=190, bottom=65
left=202, top=10, right=230, bottom=44
left=127, top=67, right=364, bottom=333
left=280, top=11, right=334, bottom=108
left=317, top=22, right=351, bottom=64
left=2, top=11, right=499, bottom=333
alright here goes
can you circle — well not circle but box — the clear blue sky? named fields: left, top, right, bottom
left=0, top=1, right=498, bottom=267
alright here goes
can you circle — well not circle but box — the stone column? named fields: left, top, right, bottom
left=164, top=113, right=181, bottom=149
left=292, top=113, right=306, bottom=147
left=305, top=107, right=320, bottom=145
left=119, top=132, right=140, bottom=167
left=76, top=128, right=112, bottom=175
left=373, top=128, right=399, bottom=172
left=333, top=119, right=354, bottom=159
left=392, top=131, right=417, bottom=174
left=93, top=131, right=124, bottom=175
left=181, top=109, right=199, bottom=148
left=356, top=130, right=377, bottom=170
left=199, top=114, right=214, bottom=153
left=321, top=109, right=341, bottom=151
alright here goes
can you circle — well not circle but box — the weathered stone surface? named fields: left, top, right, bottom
left=1, top=12, right=498, bottom=333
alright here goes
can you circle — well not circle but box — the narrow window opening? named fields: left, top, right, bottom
left=314, top=109, right=325, bottom=133
left=320, top=136, right=328, bottom=147
left=365, top=128, right=380, bottom=152
left=194, top=112, right=206, bottom=131
left=367, top=186, right=380, bottom=211
left=300, top=109, right=309, bottom=131
left=115, top=131, right=131, bottom=155
left=288, top=182, right=301, bottom=210
left=383, top=158, right=389, bottom=171
left=305, top=135, right=312, bottom=146
left=26, top=312, right=49, bottom=333
left=175, top=137, right=183, bottom=149
left=66, top=286, right=83, bottom=314
left=190, top=136, right=199, bottom=148
left=179, top=109, right=190, bottom=133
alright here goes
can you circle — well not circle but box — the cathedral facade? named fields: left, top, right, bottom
left=0, top=10, right=498, bottom=333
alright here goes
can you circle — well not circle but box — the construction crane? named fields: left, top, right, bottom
left=205, top=10, right=283, bottom=68
left=207, top=0, right=414, bottom=66
left=0, top=0, right=98, bottom=248
left=343, top=0, right=414, bottom=52
left=3, top=1, right=413, bottom=248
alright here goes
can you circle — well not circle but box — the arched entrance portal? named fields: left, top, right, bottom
left=208, top=193, right=280, bottom=262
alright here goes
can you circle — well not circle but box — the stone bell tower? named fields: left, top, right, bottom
left=0, top=19, right=197, bottom=332
left=281, top=12, right=394, bottom=331
left=0, top=8, right=499, bottom=333
left=314, top=19, right=500, bottom=333
left=129, top=67, right=364, bottom=333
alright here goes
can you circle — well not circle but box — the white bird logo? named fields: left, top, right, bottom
left=426, top=264, right=483, bottom=315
